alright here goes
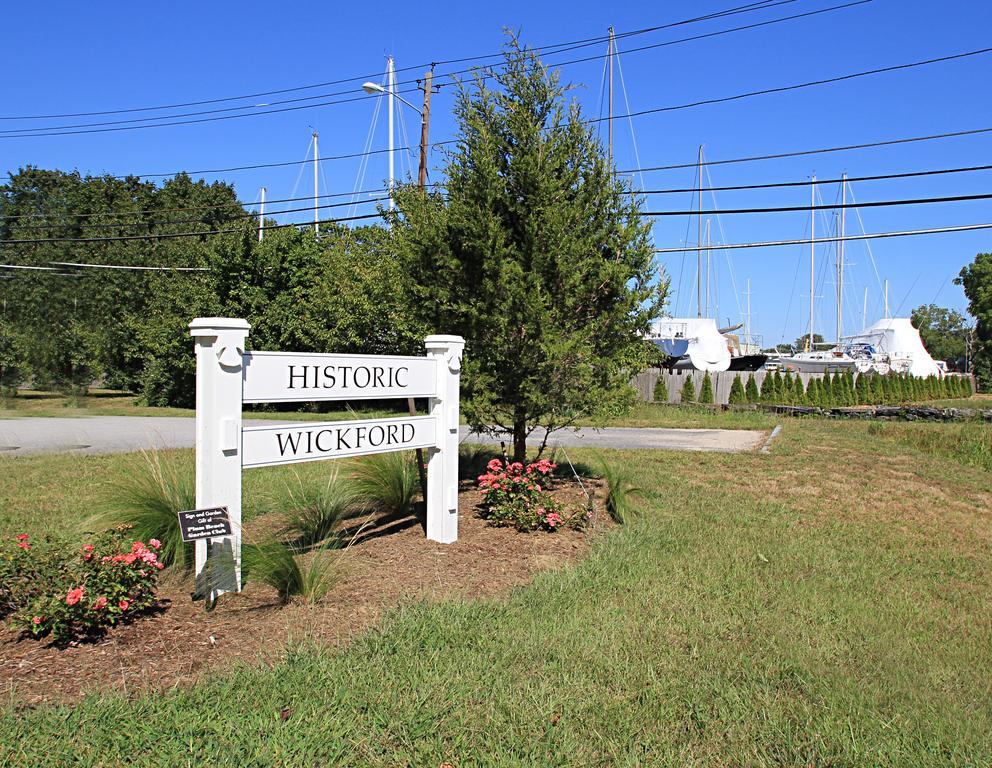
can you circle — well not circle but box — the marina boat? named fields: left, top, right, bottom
left=647, top=317, right=731, bottom=372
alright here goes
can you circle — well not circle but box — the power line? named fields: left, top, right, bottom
left=652, top=222, right=992, bottom=252
left=0, top=185, right=395, bottom=221
left=622, top=127, right=992, bottom=174
left=3, top=196, right=391, bottom=231
left=589, top=46, right=992, bottom=125
left=0, top=0, right=795, bottom=122
left=630, top=163, right=992, bottom=194
left=0, top=212, right=381, bottom=245
left=641, top=191, right=992, bottom=216
left=0, top=1, right=865, bottom=139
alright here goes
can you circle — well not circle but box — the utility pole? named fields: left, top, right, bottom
left=697, top=145, right=704, bottom=318
left=258, top=187, right=266, bottom=242
left=809, top=173, right=815, bottom=352
left=387, top=56, right=395, bottom=210
left=837, top=173, right=846, bottom=342
left=417, top=69, right=433, bottom=189
left=312, top=131, right=319, bottom=235
left=607, top=26, right=615, bottom=166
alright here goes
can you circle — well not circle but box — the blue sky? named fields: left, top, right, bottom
left=4, top=0, right=990, bottom=347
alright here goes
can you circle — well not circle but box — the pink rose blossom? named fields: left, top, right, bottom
left=66, top=587, right=84, bottom=606
left=149, top=539, right=161, bottom=549
left=92, top=596, right=108, bottom=610
left=32, top=616, right=42, bottom=626
left=15, top=534, right=29, bottom=542
left=118, top=599, right=130, bottom=611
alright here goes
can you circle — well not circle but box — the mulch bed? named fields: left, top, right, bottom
left=1, top=478, right=609, bottom=707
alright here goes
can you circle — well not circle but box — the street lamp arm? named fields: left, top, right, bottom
left=361, top=82, right=421, bottom=115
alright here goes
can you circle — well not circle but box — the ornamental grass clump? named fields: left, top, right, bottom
left=349, top=450, right=420, bottom=517
left=242, top=540, right=338, bottom=604
left=477, top=457, right=587, bottom=532
left=281, top=467, right=361, bottom=547
left=96, top=449, right=194, bottom=571
left=8, top=528, right=163, bottom=644
left=597, top=457, right=641, bottom=525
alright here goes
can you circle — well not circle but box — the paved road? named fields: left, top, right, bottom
left=0, top=416, right=766, bottom=457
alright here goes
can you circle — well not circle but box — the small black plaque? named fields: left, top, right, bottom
left=177, top=506, right=232, bottom=542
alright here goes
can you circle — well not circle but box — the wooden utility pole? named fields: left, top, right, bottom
left=417, top=69, right=433, bottom=188
left=411, top=67, right=435, bottom=516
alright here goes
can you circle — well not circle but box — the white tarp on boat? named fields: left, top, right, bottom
left=648, top=318, right=731, bottom=372
left=846, top=318, right=941, bottom=378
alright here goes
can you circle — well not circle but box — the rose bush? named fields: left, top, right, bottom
left=7, top=527, right=163, bottom=644
left=476, top=457, right=587, bottom=532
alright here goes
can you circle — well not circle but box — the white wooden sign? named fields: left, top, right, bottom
left=189, top=317, right=464, bottom=600
left=243, top=352, right=437, bottom=403
left=242, top=415, right=436, bottom=468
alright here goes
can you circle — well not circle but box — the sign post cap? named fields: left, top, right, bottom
left=189, top=317, right=251, bottom=337
left=424, top=334, right=465, bottom=349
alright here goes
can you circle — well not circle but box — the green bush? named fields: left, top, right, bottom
left=699, top=372, right=715, bottom=404
left=477, top=457, right=586, bottom=532
left=653, top=376, right=669, bottom=403
left=679, top=376, right=696, bottom=405
left=9, top=529, right=163, bottom=644
left=728, top=375, right=746, bottom=405
left=745, top=375, right=760, bottom=403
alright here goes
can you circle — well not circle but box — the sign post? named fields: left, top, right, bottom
left=189, top=318, right=249, bottom=600
left=189, top=317, right=463, bottom=597
left=424, top=335, right=464, bottom=543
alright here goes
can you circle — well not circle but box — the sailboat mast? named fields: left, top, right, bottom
left=607, top=26, right=614, bottom=165
left=837, top=173, right=846, bottom=342
left=809, top=174, right=815, bottom=351
left=705, top=218, right=712, bottom=317
left=862, top=286, right=868, bottom=329
left=697, top=145, right=704, bottom=318
left=312, top=131, right=319, bottom=235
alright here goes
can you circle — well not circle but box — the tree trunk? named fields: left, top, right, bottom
left=512, top=407, right=528, bottom=463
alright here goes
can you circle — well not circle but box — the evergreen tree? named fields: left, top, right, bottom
left=745, top=374, right=760, bottom=403
left=772, top=370, right=784, bottom=402
left=806, top=377, right=820, bottom=407
left=822, top=372, right=834, bottom=407
left=870, top=374, right=885, bottom=404
left=728, top=374, right=746, bottom=405
left=854, top=373, right=869, bottom=405
left=653, top=376, right=669, bottom=403
left=391, top=37, right=663, bottom=460
left=700, top=371, right=715, bottom=404
left=781, top=371, right=795, bottom=405
left=679, top=376, right=697, bottom=405
left=793, top=374, right=807, bottom=405
left=759, top=372, right=774, bottom=401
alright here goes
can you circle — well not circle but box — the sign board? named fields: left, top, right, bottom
left=242, top=415, right=436, bottom=468
left=189, top=317, right=464, bottom=599
left=177, top=506, right=233, bottom=543
left=242, top=351, right=437, bottom=403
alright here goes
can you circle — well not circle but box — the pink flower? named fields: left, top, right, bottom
left=154, top=562, right=164, bottom=570
left=17, top=541, right=30, bottom=551
left=82, top=543, right=94, bottom=553
left=149, top=539, right=161, bottom=550
left=132, top=541, right=146, bottom=554
left=32, top=616, right=42, bottom=626
left=118, top=599, right=130, bottom=611
left=92, top=596, right=108, bottom=610
left=486, top=459, right=503, bottom=472
left=141, top=551, right=157, bottom=564
left=15, top=534, right=29, bottom=542
left=66, top=587, right=84, bottom=606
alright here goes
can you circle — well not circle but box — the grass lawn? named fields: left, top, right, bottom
left=2, top=419, right=992, bottom=765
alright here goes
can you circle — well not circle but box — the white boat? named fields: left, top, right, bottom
left=844, top=318, right=941, bottom=378
left=647, top=318, right=731, bottom=372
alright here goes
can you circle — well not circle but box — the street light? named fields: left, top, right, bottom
left=360, top=64, right=434, bottom=194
